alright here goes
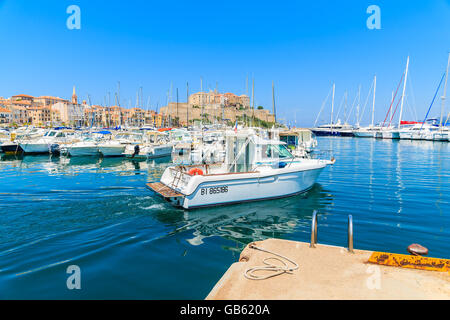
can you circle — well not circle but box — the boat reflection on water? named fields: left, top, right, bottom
left=0, top=153, right=173, bottom=176
left=153, top=184, right=332, bottom=249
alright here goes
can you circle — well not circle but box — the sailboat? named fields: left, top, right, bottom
left=379, top=56, right=410, bottom=139
left=431, top=52, right=450, bottom=141
left=399, top=53, right=450, bottom=141
left=353, top=76, right=382, bottom=138
left=311, top=83, right=341, bottom=136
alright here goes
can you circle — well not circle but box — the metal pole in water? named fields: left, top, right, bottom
left=310, top=210, right=318, bottom=248
left=348, top=215, right=354, bottom=253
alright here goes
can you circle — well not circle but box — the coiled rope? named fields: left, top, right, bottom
left=244, top=244, right=299, bottom=280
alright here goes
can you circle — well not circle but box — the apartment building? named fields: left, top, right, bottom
left=0, top=107, right=12, bottom=124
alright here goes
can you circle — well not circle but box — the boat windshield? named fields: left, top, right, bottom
left=280, top=135, right=298, bottom=146
left=264, top=144, right=294, bottom=159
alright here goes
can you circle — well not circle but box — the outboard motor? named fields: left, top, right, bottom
left=132, top=145, right=140, bottom=158
left=50, top=144, right=60, bottom=155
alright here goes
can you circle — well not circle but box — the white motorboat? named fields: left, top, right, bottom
left=171, top=130, right=226, bottom=165
left=378, top=127, right=400, bottom=139
left=147, top=130, right=335, bottom=209
left=19, top=129, right=75, bottom=154
left=96, top=131, right=138, bottom=157
left=1, top=127, right=46, bottom=154
left=124, top=131, right=172, bottom=159
left=60, top=137, right=100, bottom=157
left=280, top=128, right=317, bottom=156
left=0, top=130, right=10, bottom=150
left=353, top=126, right=381, bottom=138
left=98, top=139, right=126, bottom=157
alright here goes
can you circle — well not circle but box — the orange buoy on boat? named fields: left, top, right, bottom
left=189, top=168, right=204, bottom=176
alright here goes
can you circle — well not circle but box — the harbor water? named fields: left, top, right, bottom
left=0, top=137, right=449, bottom=299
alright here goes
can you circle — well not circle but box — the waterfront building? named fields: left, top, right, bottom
left=160, top=101, right=275, bottom=126
left=34, top=96, right=69, bottom=107
left=8, top=106, right=30, bottom=125
left=11, top=94, right=34, bottom=103
left=188, top=90, right=250, bottom=109
left=0, top=106, right=11, bottom=124
left=51, top=102, right=86, bottom=127
left=29, top=106, right=51, bottom=126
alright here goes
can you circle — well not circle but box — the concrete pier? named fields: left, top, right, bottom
left=207, top=239, right=450, bottom=300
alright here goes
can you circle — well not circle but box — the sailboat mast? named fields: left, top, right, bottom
left=439, top=53, right=450, bottom=129
left=272, top=81, right=276, bottom=124
left=371, top=75, right=377, bottom=127
left=344, top=90, right=348, bottom=124
left=200, top=77, right=203, bottom=126
left=117, top=81, right=121, bottom=107
left=398, top=56, right=410, bottom=128
left=176, top=88, right=179, bottom=127
left=356, top=85, right=361, bottom=127
left=251, top=78, right=255, bottom=127
left=186, top=82, right=189, bottom=128
left=331, top=83, right=335, bottom=134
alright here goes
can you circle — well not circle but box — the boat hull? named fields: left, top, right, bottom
left=147, top=146, right=173, bottom=159
left=431, top=132, right=448, bottom=141
left=20, top=143, right=50, bottom=154
left=381, top=131, right=400, bottom=139
left=155, top=166, right=325, bottom=209
left=1, top=143, right=23, bottom=154
left=353, top=131, right=375, bottom=138
left=98, top=146, right=126, bottom=157
left=311, top=130, right=340, bottom=137
left=67, top=147, right=100, bottom=157
left=339, top=130, right=354, bottom=137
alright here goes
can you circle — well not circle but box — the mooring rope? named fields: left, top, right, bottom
left=244, top=244, right=299, bottom=280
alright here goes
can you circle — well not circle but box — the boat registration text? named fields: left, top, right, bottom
left=200, top=186, right=229, bottom=196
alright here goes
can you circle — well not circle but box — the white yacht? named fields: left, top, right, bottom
left=147, top=130, right=335, bottom=209
left=430, top=129, right=449, bottom=141
left=398, top=124, right=433, bottom=140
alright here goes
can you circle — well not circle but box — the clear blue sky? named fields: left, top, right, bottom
left=1, top=0, right=449, bottom=126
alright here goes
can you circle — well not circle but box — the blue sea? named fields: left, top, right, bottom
left=0, top=137, right=449, bottom=299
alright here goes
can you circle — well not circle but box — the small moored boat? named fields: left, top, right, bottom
left=147, top=131, right=334, bottom=209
